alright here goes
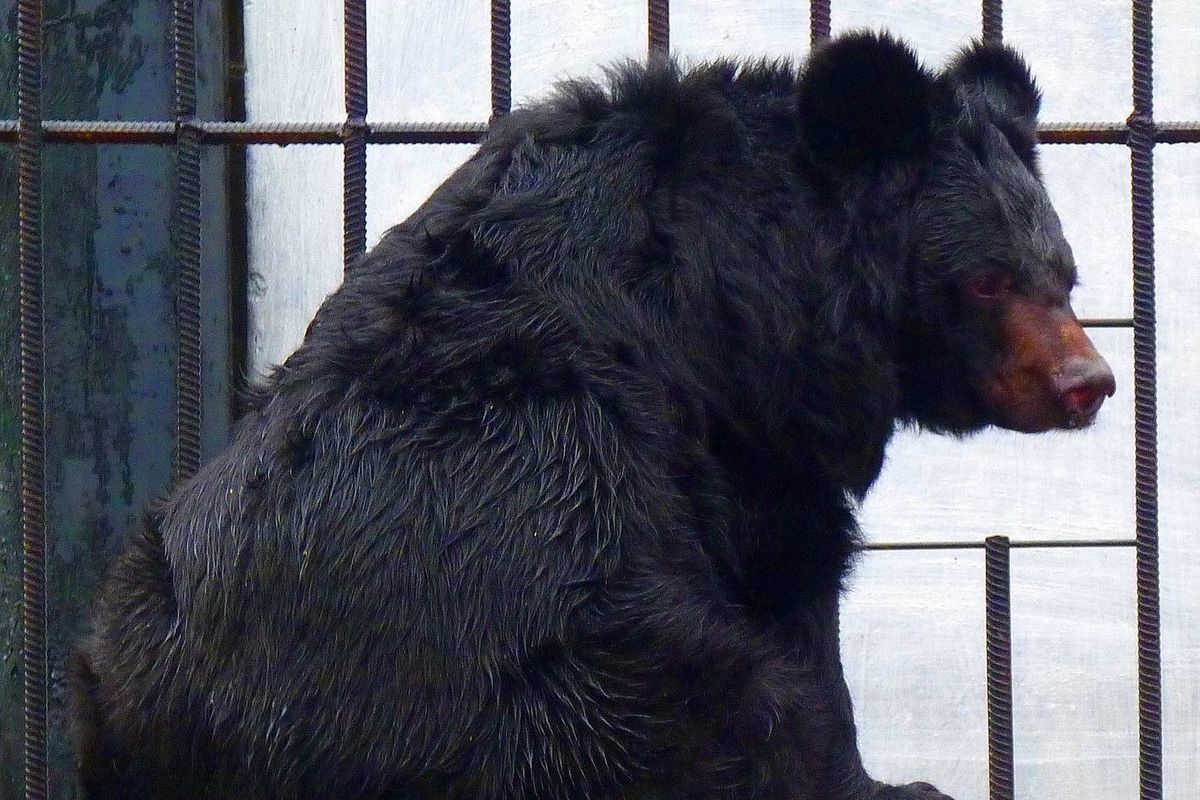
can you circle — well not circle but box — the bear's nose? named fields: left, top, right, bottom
left=1053, top=357, right=1116, bottom=418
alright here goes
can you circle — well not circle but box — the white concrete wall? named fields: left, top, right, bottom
left=244, top=2, right=1200, bottom=797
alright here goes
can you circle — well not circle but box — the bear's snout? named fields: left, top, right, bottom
left=983, top=296, right=1116, bottom=432
left=1052, top=355, right=1116, bottom=425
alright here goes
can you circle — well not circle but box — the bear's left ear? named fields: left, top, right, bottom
left=942, top=42, right=1042, bottom=126
left=796, top=31, right=937, bottom=172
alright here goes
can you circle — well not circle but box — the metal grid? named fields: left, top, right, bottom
left=8, top=0, right=1186, bottom=798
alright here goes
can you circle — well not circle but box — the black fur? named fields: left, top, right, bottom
left=797, top=31, right=936, bottom=170
left=72, top=33, right=1070, bottom=800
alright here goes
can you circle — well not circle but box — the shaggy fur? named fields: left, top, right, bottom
left=71, top=32, right=1106, bottom=800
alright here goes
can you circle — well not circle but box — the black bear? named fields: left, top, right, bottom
left=70, top=31, right=1114, bottom=800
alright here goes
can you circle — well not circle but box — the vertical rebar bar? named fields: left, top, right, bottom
left=174, top=0, right=203, bottom=484
left=982, top=0, right=1003, bottom=44
left=810, top=0, right=831, bottom=48
left=984, top=536, right=1015, bottom=800
left=648, top=0, right=669, bottom=59
left=491, top=0, right=512, bottom=118
left=17, top=0, right=48, bottom=797
left=1129, top=1, right=1162, bottom=798
left=344, top=0, right=369, bottom=270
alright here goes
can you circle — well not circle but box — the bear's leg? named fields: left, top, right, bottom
left=789, top=594, right=957, bottom=800
left=67, top=648, right=142, bottom=800
left=624, top=587, right=957, bottom=800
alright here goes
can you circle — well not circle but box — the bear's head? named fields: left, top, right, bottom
left=797, top=32, right=1115, bottom=435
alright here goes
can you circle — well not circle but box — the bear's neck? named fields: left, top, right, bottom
left=671, top=175, right=915, bottom=500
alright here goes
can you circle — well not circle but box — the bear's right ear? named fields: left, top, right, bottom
left=796, top=31, right=936, bottom=172
left=942, top=42, right=1041, bottom=125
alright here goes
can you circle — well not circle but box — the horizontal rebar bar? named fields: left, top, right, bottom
left=0, top=120, right=489, bottom=145
left=861, top=538, right=1138, bottom=552
left=1, top=119, right=1197, bottom=146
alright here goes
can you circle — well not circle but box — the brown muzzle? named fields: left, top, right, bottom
left=982, top=296, right=1116, bottom=432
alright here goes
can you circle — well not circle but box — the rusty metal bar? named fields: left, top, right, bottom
left=982, top=0, right=1003, bottom=45
left=3, top=120, right=1199, bottom=146
left=649, top=0, right=669, bottom=59
left=1041, top=120, right=1200, bottom=144
left=174, top=0, right=203, bottom=484
left=984, top=537, right=1015, bottom=800
left=17, top=0, right=48, bottom=795
left=810, top=0, right=831, bottom=47
left=491, top=0, right=512, bottom=117
left=1129, top=1, right=1162, bottom=798
left=0, top=120, right=489, bottom=145
left=344, top=0, right=369, bottom=270
left=862, top=538, right=1137, bottom=552
left=1080, top=317, right=1134, bottom=328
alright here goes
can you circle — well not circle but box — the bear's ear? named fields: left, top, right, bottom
left=796, top=31, right=936, bottom=172
left=943, top=41, right=1042, bottom=125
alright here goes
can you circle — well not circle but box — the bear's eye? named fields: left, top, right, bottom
left=964, top=271, right=1012, bottom=300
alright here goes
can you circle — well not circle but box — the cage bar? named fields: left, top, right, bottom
left=982, top=0, right=1003, bottom=45
left=863, top=538, right=1137, bottom=552
left=343, top=0, right=369, bottom=270
left=649, top=0, right=670, bottom=58
left=491, top=0, right=512, bottom=117
left=17, top=0, right=48, bottom=796
left=1129, top=1, right=1163, bottom=798
left=811, top=0, right=831, bottom=47
left=173, top=0, right=204, bottom=484
left=984, top=537, right=1015, bottom=800
left=2, top=120, right=1199, bottom=147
